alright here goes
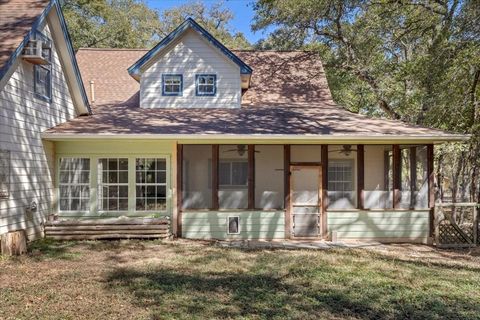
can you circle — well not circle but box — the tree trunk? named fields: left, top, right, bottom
left=1, top=230, right=27, bottom=256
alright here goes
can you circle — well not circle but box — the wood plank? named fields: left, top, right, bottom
left=45, top=218, right=169, bottom=226
left=357, top=144, right=364, bottom=210
left=46, top=230, right=168, bottom=235
left=45, top=225, right=169, bottom=231
left=392, top=145, right=401, bottom=209
left=321, top=145, right=328, bottom=239
left=176, top=143, right=183, bottom=237
left=248, top=145, right=255, bottom=210
left=212, top=145, right=219, bottom=210
left=47, top=234, right=168, bottom=240
left=427, top=144, right=434, bottom=237
left=284, top=145, right=291, bottom=239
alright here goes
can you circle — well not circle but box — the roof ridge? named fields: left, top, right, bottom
left=77, top=47, right=313, bottom=53
left=77, top=48, right=149, bottom=51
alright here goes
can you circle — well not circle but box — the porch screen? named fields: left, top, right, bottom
left=398, top=145, right=429, bottom=209
left=255, top=145, right=284, bottom=209
left=182, top=145, right=212, bottom=209
left=413, top=146, right=428, bottom=209
left=364, top=145, right=393, bottom=209
left=327, top=145, right=357, bottom=209
left=219, top=145, right=248, bottom=209
left=135, top=158, right=167, bottom=211
left=59, top=158, right=90, bottom=211
left=98, top=158, right=128, bottom=211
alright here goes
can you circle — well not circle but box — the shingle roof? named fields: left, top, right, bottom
left=44, top=48, right=464, bottom=140
left=0, top=0, right=49, bottom=75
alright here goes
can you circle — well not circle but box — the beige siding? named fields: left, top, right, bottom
left=0, top=22, right=77, bottom=240
left=140, top=29, right=241, bottom=109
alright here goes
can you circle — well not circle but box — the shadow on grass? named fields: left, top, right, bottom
left=105, top=255, right=480, bottom=320
left=28, top=239, right=82, bottom=261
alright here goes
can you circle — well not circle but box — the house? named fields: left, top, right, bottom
left=0, top=0, right=467, bottom=244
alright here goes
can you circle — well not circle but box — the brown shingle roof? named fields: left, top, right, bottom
left=0, top=0, right=49, bottom=74
left=45, top=48, right=463, bottom=139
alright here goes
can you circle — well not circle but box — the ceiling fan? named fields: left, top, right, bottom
left=223, top=145, right=260, bottom=156
left=328, top=145, right=357, bottom=156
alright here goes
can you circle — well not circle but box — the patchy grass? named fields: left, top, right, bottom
left=1, top=240, right=479, bottom=319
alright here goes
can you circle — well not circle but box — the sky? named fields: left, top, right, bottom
left=145, top=0, right=271, bottom=43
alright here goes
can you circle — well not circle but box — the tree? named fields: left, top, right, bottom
left=253, top=0, right=480, bottom=202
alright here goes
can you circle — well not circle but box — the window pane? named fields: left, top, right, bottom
left=327, top=145, right=356, bottom=209
left=58, top=158, right=90, bottom=212
left=219, top=145, right=248, bottom=209
left=98, top=158, right=128, bottom=212
left=364, top=145, right=393, bottom=209
left=182, top=146, right=212, bottom=209
left=255, top=145, right=284, bottom=209
left=135, top=158, right=168, bottom=212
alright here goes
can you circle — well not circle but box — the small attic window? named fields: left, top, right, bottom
left=162, top=74, right=183, bottom=96
left=196, top=74, right=216, bottom=96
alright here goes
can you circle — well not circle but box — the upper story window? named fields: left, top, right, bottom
left=196, top=74, right=216, bottom=96
left=33, top=31, right=52, bottom=102
left=162, top=74, right=183, bottom=96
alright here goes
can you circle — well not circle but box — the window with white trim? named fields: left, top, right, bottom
left=219, top=160, right=248, bottom=187
left=33, top=31, right=52, bottom=102
left=98, top=158, right=129, bottom=211
left=135, top=158, right=167, bottom=211
left=196, top=74, right=216, bottom=96
left=59, top=158, right=90, bottom=211
left=328, top=159, right=355, bottom=209
left=162, top=74, right=182, bottom=96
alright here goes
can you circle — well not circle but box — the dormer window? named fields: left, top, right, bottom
left=196, top=74, right=216, bottom=96
left=162, top=74, right=183, bottom=96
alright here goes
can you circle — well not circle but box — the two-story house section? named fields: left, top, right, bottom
left=1, top=1, right=468, bottom=243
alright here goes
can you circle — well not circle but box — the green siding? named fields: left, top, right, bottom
left=182, top=211, right=285, bottom=240
left=328, top=210, right=430, bottom=241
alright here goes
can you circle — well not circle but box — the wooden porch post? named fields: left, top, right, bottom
left=393, top=144, right=401, bottom=209
left=427, top=144, right=435, bottom=237
left=284, top=145, right=291, bottom=239
left=248, top=145, right=255, bottom=210
left=212, top=145, right=219, bottom=210
left=321, top=145, right=328, bottom=239
left=409, top=147, right=417, bottom=210
left=175, top=144, right=183, bottom=237
left=357, top=144, right=365, bottom=210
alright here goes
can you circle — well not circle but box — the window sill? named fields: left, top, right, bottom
left=34, top=93, right=52, bottom=103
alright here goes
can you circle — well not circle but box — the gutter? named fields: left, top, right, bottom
left=41, top=133, right=470, bottom=143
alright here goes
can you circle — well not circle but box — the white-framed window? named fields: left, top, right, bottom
left=59, top=158, right=90, bottom=211
left=162, top=74, right=183, bottom=96
left=135, top=158, right=167, bottom=211
left=196, top=74, right=216, bottom=96
left=328, top=159, right=355, bottom=208
left=227, top=216, right=240, bottom=234
left=219, top=160, right=248, bottom=187
left=33, top=31, right=52, bottom=102
left=0, top=150, right=10, bottom=199
left=98, top=158, right=129, bottom=211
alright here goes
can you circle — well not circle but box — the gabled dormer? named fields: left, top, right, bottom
left=128, top=18, right=252, bottom=109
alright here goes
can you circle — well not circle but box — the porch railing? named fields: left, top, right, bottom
left=434, top=202, right=479, bottom=248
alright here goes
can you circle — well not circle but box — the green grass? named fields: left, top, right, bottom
left=1, top=240, right=479, bottom=319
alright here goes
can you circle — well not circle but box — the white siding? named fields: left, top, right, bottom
left=140, top=29, right=241, bottom=109
left=0, top=22, right=77, bottom=241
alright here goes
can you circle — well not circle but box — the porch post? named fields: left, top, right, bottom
left=427, top=144, right=435, bottom=236
left=212, top=145, right=219, bottom=210
left=409, top=147, right=417, bottom=209
left=392, top=145, right=401, bottom=209
left=284, top=145, right=291, bottom=239
left=321, top=145, right=328, bottom=239
left=175, top=144, right=183, bottom=237
left=248, top=145, right=255, bottom=210
left=357, top=144, right=365, bottom=210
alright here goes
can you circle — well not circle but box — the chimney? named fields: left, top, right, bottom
left=89, top=80, right=95, bottom=104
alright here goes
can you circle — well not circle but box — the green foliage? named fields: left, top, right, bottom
left=62, top=0, right=251, bottom=50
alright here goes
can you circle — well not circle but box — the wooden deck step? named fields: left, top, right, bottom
left=45, top=217, right=170, bottom=240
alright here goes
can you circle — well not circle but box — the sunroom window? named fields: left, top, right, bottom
left=98, top=158, right=129, bottom=211
left=162, top=74, right=182, bottom=96
left=196, top=74, right=216, bottom=96
left=59, top=158, right=90, bottom=211
left=136, top=158, right=167, bottom=211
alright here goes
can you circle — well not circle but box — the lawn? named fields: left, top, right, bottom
left=1, top=240, right=479, bottom=320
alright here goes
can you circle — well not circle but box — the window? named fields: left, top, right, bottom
left=136, top=158, right=167, bottom=211
left=162, top=74, right=183, bottom=96
left=196, top=74, right=216, bottom=96
left=219, top=160, right=248, bottom=187
left=59, top=158, right=90, bottom=211
left=227, top=216, right=240, bottom=234
left=98, top=158, right=129, bottom=211
left=34, top=31, right=52, bottom=102
left=328, top=159, right=356, bottom=209
left=0, top=150, right=10, bottom=199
